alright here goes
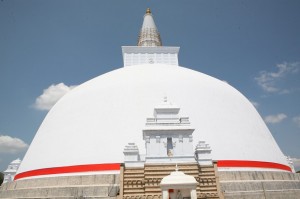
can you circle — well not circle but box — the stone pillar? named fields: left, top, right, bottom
left=190, top=189, right=197, bottom=199
left=162, top=190, right=169, bottom=199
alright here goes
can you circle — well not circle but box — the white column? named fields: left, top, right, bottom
left=162, top=190, right=169, bottom=199
left=190, top=189, right=197, bottom=199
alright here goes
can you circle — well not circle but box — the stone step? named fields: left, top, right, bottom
left=124, top=184, right=144, bottom=188
left=123, top=178, right=144, bottom=181
left=123, top=176, right=144, bottom=179
left=123, top=194, right=148, bottom=197
left=198, top=179, right=217, bottom=183
left=1, top=174, right=119, bottom=190
left=124, top=171, right=144, bottom=174
left=198, top=168, right=215, bottom=172
left=123, top=195, right=162, bottom=199
left=124, top=189, right=145, bottom=194
left=144, top=188, right=161, bottom=192
left=123, top=173, right=144, bottom=176
left=197, top=192, right=219, bottom=199
left=144, top=191, right=162, bottom=195
left=218, top=171, right=300, bottom=181
left=124, top=173, right=144, bottom=176
left=0, top=185, right=119, bottom=198
left=124, top=170, right=144, bottom=174
left=199, top=173, right=216, bottom=177
left=124, top=177, right=144, bottom=181
left=199, top=187, right=218, bottom=192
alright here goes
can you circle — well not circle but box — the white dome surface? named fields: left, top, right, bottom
left=16, top=64, right=290, bottom=180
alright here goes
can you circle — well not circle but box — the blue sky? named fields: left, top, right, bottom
left=0, top=0, right=299, bottom=172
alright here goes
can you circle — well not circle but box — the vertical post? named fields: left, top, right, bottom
left=213, top=161, right=224, bottom=199
left=190, top=189, right=197, bottom=199
left=118, top=164, right=124, bottom=199
left=162, top=190, right=169, bottom=199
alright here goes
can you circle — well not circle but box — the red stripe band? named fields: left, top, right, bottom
left=14, top=163, right=120, bottom=180
left=217, top=160, right=292, bottom=172
left=15, top=160, right=291, bottom=180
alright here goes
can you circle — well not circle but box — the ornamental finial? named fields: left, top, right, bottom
left=138, top=8, right=162, bottom=46
left=146, top=8, right=151, bottom=14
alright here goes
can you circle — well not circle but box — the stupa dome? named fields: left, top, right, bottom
left=15, top=64, right=290, bottom=180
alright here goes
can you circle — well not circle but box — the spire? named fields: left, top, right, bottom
left=137, top=8, right=162, bottom=47
left=122, top=8, right=180, bottom=67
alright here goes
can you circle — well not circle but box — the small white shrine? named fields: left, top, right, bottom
left=160, top=165, right=198, bottom=199
left=3, top=158, right=21, bottom=184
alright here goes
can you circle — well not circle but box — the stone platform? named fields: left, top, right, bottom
left=219, top=171, right=300, bottom=199
left=0, top=174, right=119, bottom=199
left=1, top=171, right=300, bottom=198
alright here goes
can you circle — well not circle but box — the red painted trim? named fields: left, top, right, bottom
left=217, top=160, right=292, bottom=172
left=15, top=160, right=291, bottom=180
left=14, top=163, right=120, bottom=180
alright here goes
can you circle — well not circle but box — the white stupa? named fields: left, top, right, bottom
left=3, top=159, right=21, bottom=184
left=1, top=8, right=300, bottom=199
left=14, top=8, right=291, bottom=182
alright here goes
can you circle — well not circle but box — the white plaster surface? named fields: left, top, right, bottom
left=17, top=64, right=289, bottom=178
left=122, top=46, right=179, bottom=66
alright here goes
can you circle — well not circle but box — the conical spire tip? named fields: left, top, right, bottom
left=146, top=8, right=151, bottom=14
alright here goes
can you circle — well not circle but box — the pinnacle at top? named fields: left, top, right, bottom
left=137, top=8, right=162, bottom=47
left=146, top=8, right=151, bottom=14
left=122, top=8, right=180, bottom=66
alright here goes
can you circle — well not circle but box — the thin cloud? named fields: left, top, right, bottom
left=34, top=83, right=77, bottom=111
left=0, top=135, right=28, bottom=154
left=264, top=113, right=287, bottom=124
left=293, top=116, right=300, bottom=128
left=255, top=62, right=300, bottom=94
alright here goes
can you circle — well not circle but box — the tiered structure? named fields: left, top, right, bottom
left=2, top=159, right=21, bottom=184
left=1, top=8, right=300, bottom=199
left=121, top=163, right=220, bottom=199
left=142, top=97, right=196, bottom=164
left=121, top=98, right=220, bottom=199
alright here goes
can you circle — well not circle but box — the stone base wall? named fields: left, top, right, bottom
left=1, top=170, right=299, bottom=199
left=0, top=174, right=119, bottom=199
left=218, top=171, right=300, bottom=199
